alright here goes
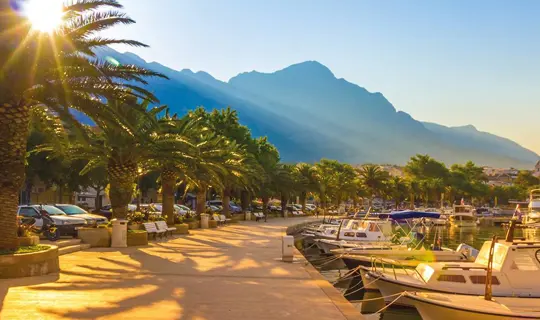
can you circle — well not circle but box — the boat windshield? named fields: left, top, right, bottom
left=475, top=242, right=508, bottom=269
left=454, top=206, right=471, bottom=214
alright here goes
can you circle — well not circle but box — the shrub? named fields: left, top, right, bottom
left=127, top=211, right=146, bottom=224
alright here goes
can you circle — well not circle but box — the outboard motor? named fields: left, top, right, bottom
left=456, top=243, right=479, bottom=260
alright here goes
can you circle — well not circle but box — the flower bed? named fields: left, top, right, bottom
left=186, top=220, right=200, bottom=230
left=173, top=223, right=189, bottom=235
left=17, top=236, right=40, bottom=247
left=78, top=227, right=111, bottom=247
left=0, top=245, right=59, bottom=279
left=127, top=230, right=148, bottom=246
left=208, top=220, right=218, bottom=228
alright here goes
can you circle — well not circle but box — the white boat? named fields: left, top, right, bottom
left=314, top=219, right=394, bottom=253
left=369, top=221, right=540, bottom=306
left=522, top=189, right=540, bottom=227
left=406, top=292, right=540, bottom=320
left=449, top=204, right=478, bottom=227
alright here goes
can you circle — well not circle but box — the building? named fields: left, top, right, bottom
left=534, top=160, right=540, bottom=178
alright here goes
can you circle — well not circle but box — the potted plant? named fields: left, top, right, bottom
left=184, top=212, right=200, bottom=229
left=127, top=229, right=148, bottom=246
left=79, top=223, right=111, bottom=247
left=127, top=211, right=145, bottom=230
left=16, top=217, right=39, bottom=246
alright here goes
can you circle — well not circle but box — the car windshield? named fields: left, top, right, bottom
left=40, top=205, right=67, bottom=216
left=56, top=205, right=87, bottom=215
left=230, top=201, right=237, bottom=206
left=175, top=205, right=190, bottom=211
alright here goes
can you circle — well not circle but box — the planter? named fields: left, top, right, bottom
left=0, top=245, right=59, bottom=279
left=128, top=224, right=142, bottom=230
left=78, top=227, right=111, bottom=247
left=232, top=214, right=245, bottom=222
left=127, top=231, right=148, bottom=246
left=17, top=236, right=39, bottom=246
left=173, top=224, right=189, bottom=235
left=186, top=221, right=200, bottom=230
left=208, top=220, right=218, bottom=228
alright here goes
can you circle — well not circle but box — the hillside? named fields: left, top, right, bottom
left=92, top=48, right=539, bottom=168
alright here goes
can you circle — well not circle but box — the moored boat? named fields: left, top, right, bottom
left=449, top=204, right=478, bottom=227
left=405, top=292, right=540, bottom=320
left=369, top=221, right=540, bottom=306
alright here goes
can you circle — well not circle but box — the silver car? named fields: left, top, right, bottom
left=54, top=204, right=109, bottom=226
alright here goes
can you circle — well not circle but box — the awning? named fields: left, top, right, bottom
left=380, top=210, right=441, bottom=220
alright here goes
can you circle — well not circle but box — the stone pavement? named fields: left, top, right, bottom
left=0, top=217, right=363, bottom=320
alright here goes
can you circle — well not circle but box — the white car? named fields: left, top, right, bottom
left=305, top=204, right=317, bottom=211
left=18, top=205, right=87, bottom=237
left=54, top=204, right=108, bottom=225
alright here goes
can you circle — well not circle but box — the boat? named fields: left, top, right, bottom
left=314, top=219, right=395, bottom=254
left=369, top=220, right=540, bottom=306
left=448, top=204, right=478, bottom=227
left=405, top=292, right=540, bottom=320
left=522, top=189, right=540, bottom=227
left=337, top=243, right=477, bottom=270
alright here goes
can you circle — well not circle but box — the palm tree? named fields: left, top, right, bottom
left=1, top=0, right=164, bottom=249
left=295, top=163, right=316, bottom=211
left=38, top=97, right=166, bottom=219
left=357, top=164, right=389, bottom=208
left=312, top=160, right=337, bottom=214
left=388, top=176, right=409, bottom=209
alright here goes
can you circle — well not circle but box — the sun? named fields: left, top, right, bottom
left=22, top=0, right=64, bottom=33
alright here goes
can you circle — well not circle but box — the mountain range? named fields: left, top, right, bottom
left=90, top=47, right=539, bottom=168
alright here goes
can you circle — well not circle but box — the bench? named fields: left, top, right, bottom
left=212, top=214, right=223, bottom=226
left=220, top=214, right=232, bottom=224
left=156, top=220, right=176, bottom=237
left=254, top=212, right=265, bottom=221
left=143, top=222, right=166, bottom=239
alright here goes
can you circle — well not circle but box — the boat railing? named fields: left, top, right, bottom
left=369, top=256, right=428, bottom=284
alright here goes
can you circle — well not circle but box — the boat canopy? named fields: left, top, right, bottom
left=379, top=210, right=441, bottom=220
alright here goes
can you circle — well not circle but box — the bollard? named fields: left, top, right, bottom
left=282, top=235, right=294, bottom=262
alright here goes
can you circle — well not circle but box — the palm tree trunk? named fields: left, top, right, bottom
left=57, top=185, right=64, bottom=203
left=300, top=191, right=307, bottom=212
left=108, top=160, right=137, bottom=220
left=196, top=184, right=207, bottom=215
left=95, top=187, right=102, bottom=210
left=281, top=193, right=288, bottom=217
left=262, top=195, right=269, bottom=221
left=161, top=168, right=177, bottom=225
left=0, top=102, right=31, bottom=249
left=240, top=190, right=249, bottom=212
left=222, top=187, right=231, bottom=217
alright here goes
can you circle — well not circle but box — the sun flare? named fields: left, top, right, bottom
left=23, top=0, right=64, bottom=33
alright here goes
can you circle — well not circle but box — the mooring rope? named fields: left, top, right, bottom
left=331, top=264, right=363, bottom=284
left=343, top=273, right=383, bottom=297
left=316, top=253, right=344, bottom=267
left=348, top=291, right=405, bottom=304
left=359, top=292, right=408, bottom=317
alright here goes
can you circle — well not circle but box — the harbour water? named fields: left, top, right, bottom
left=300, top=224, right=540, bottom=319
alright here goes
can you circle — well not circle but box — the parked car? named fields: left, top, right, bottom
left=96, top=204, right=137, bottom=219
left=150, top=203, right=193, bottom=216
left=207, top=200, right=242, bottom=213
left=206, top=205, right=221, bottom=213
left=54, top=204, right=108, bottom=226
left=18, top=205, right=87, bottom=237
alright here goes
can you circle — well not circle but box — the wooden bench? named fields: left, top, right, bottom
left=220, top=214, right=232, bottom=224
left=254, top=212, right=265, bottom=222
left=156, top=220, right=176, bottom=237
left=143, top=222, right=166, bottom=239
left=212, top=214, right=223, bottom=226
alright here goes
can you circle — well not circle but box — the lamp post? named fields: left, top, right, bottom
left=136, top=167, right=143, bottom=211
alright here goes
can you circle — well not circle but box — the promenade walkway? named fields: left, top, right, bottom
left=0, top=217, right=363, bottom=320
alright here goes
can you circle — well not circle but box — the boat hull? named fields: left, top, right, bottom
left=407, top=293, right=540, bottom=320
left=359, top=267, right=379, bottom=291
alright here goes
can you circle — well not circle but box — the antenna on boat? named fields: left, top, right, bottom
left=505, top=219, right=517, bottom=243
left=484, top=235, right=498, bottom=301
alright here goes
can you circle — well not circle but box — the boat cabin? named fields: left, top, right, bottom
left=319, top=219, right=393, bottom=242
left=410, top=239, right=540, bottom=296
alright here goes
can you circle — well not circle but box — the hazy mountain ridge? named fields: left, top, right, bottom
left=93, top=47, right=538, bottom=168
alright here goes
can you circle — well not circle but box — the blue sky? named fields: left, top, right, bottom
left=104, top=0, right=540, bottom=155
